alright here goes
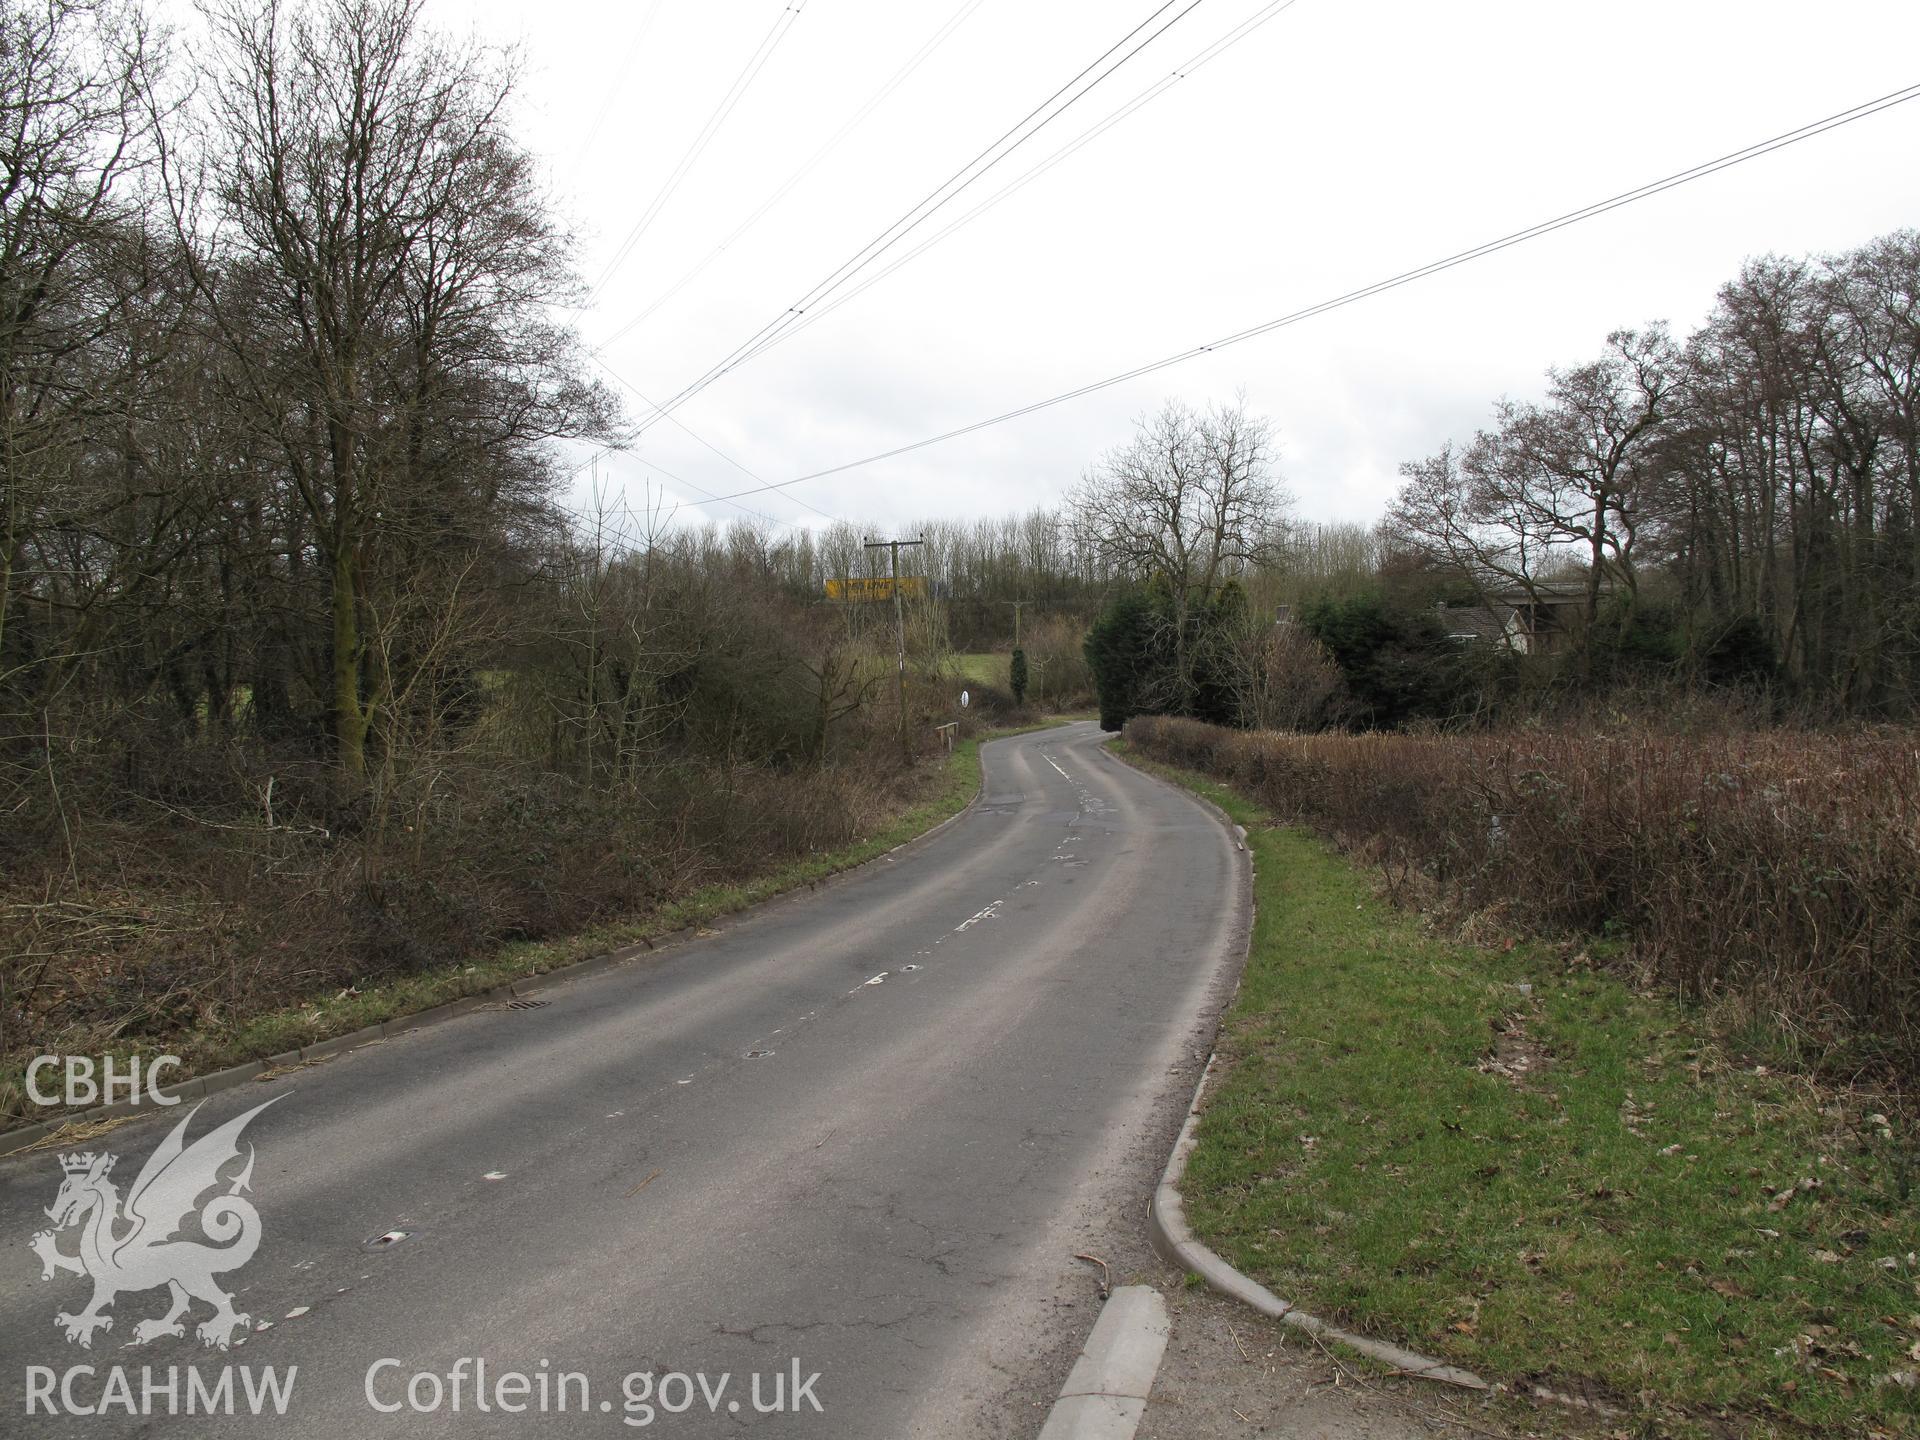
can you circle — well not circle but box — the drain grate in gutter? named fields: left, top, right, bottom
left=502, top=998, right=550, bottom=1010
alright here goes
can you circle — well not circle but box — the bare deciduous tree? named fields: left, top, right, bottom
left=0, top=0, right=164, bottom=711
left=1218, top=608, right=1347, bottom=732
left=1073, top=396, right=1286, bottom=708
left=1388, top=327, right=1678, bottom=635
left=178, top=0, right=611, bottom=779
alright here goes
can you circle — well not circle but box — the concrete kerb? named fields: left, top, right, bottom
left=0, top=725, right=1035, bottom=1160
left=2, top=965, right=494, bottom=1162
left=1036, top=1286, right=1170, bottom=1440
left=1105, top=736, right=1489, bottom=1394
left=1147, top=1055, right=1488, bottom=1391
left=0, top=1120, right=55, bottom=1154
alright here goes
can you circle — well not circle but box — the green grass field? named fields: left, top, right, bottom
left=951, top=652, right=1005, bottom=688
left=1121, top=745, right=1920, bottom=1439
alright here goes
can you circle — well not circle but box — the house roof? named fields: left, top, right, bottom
left=1441, top=605, right=1517, bottom=644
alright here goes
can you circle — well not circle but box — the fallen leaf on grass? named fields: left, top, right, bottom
left=1769, top=1176, right=1822, bottom=1211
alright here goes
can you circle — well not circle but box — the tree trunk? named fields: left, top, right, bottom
left=331, top=543, right=367, bottom=779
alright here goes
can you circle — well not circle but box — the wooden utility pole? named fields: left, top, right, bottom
left=1005, top=599, right=1026, bottom=648
left=1004, top=598, right=1031, bottom=703
left=864, top=536, right=925, bottom=759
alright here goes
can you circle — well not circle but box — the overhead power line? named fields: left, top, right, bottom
left=587, top=0, right=813, bottom=303
left=589, top=355, right=845, bottom=527
left=725, top=0, right=1304, bottom=375
left=567, top=0, right=670, bottom=182
left=619, top=0, right=1214, bottom=440
left=558, top=445, right=796, bottom=540
left=595, top=0, right=990, bottom=352
left=557, top=386, right=791, bottom=530
left=680, top=79, right=1920, bottom=506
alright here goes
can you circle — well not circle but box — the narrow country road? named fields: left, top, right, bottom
left=1, top=723, right=1247, bottom=1438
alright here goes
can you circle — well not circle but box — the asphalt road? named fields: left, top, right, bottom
left=2, top=722, right=1248, bottom=1437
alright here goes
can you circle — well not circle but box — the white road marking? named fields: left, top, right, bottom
left=955, top=900, right=1003, bottom=932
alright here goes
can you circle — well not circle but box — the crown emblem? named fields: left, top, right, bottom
left=36, top=1097, right=282, bottom=1352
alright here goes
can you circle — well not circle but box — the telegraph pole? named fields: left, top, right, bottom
left=864, top=535, right=925, bottom=759
left=1004, top=598, right=1030, bottom=703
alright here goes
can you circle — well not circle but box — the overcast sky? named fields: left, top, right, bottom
left=439, top=0, right=1920, bottom=536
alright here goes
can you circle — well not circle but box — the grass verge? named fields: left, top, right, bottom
left=9, top=723, right=1065, bottom=1129
left=1117, top=743, right=1920, bottom=1439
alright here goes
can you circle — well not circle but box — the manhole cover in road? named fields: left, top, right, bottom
left=364, top=1229, right=411, bottom=1250
left=744, top=1049, right=775, bottom=1058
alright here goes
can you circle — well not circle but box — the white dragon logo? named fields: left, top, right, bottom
left=30, top=1097, right=283, bottom=1351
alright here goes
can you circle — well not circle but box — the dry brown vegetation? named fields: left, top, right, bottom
left=1, top=723, right=917, bottom=1112
left=1128, top=714, right=1920, bottom=1078
left=0, top=0, right=1109, bottom=1124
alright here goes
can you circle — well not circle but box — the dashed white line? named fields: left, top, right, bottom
left=955, top=900, right=1003, bottom=932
